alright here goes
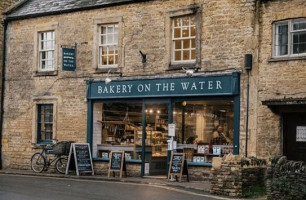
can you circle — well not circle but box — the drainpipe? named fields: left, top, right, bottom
left=0, top=18, right=8, bottom=170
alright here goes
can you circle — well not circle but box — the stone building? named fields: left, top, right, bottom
left=0, top=0, right=19, bottom=170
left=0, top=0, right=305, bottom=180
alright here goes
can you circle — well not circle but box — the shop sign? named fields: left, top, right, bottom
left=62, top=48, right=76, bottom=71
left=296, top=126, right=306, bottom=142
left=87, top=73, right=239, bottom=99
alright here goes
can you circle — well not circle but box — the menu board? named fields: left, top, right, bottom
left=66, top=143, right=94, bottom=176
left=168, top=153, right=189, bottom=182
left=108, top=151, right=126, bottom=178
left=110, top=152, right=123, bottom=170
left=170, top=154, right=183, bottom=173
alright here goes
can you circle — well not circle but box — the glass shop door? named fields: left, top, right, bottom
left=144, top=103, right=169, bottom=176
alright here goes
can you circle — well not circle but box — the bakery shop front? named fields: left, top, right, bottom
left=86, top=72, right=240, bottom=177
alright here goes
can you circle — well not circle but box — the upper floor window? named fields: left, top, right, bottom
left=99, top=24, right=119, bottom=68
left=274, top=19, right=306, bottom=57
left=39, top=31, right=55, bottom=71
left=37, top=104, right=53, bottom=143
left=172, top=15, right=196, bottom=63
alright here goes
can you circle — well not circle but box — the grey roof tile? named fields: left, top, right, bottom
left=5, top=0, right=143, bottom=19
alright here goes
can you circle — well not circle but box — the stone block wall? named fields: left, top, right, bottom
left=210, top=154, right=267, bottom=197
left=188, top=166, right=211, bottom=181
left=2, top=0, right=258, bottom=170
left=266, top=156, right=306, bottom=200
left=256, top=0, right=306, bottom=158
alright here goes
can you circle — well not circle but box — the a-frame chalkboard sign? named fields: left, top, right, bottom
left=108, top=151, right=127, bottom=178
left=66, top=143, right=94, bottom=176
left=168, top=152, right=189, bottom=182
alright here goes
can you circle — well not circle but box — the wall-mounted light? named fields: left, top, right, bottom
left=182, top=67, right=199, bottom=77
left=105, top=69, right=112, bottom=84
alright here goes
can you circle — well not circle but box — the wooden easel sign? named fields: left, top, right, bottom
left=66, top=143, right=94, bottom=176
left=108, top=151, right=126, bottom=178
left=168, top=152, right=189, bottom=182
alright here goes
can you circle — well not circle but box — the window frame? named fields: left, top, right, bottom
left=93, top=16, right=123, bottom=73
left=98, top=24, right=119, bottom=68
left=37, top=104, right=54, bottom=144
left=38, top=31, right=55, bottom=71
left=34, top=22, right=58, bottom=76
left=32, top=97, right=57, bottom=146
left=166, top=6, right=201, bottom=70
left=273, top=18, right=306, bottom=58
left=171, top=15, right=196, bottom=64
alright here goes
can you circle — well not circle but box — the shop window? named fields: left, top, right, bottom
left=273, top=18, right=306, bottom=57
left=173, top=100, right=234, bottom=162
left=92, top=102, right=169, bottom=161
left=98, top=24, right=119, bottom=68
left=37, top=104, right=53, bottom=143
left=93, top=102, right=143, bottom=160
left=38, top=31, right=55, bottom=71
left=172, top=15, right=196, bottom=63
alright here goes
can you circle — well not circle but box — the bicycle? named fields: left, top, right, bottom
left=31, top=140, right=73, bottom=174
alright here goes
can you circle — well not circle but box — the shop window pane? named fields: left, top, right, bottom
left=93, top=103, right=143, bottom=159
left=174, top=100, right=234, bottom=162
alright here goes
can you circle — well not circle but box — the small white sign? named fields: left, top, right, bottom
left=168, top=124, right=175, bottom=137
left=145, top=163, right=149, bottom=175
left=296, top=126, right=306, bottom=142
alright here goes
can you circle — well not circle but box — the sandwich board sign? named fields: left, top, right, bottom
left=168, top=153, right=189, bottom=182
left=66, top=143, right=94, bottom=176
left=108, top=151, right=126, bottom=178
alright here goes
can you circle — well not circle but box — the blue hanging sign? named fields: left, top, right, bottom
left=87, top=73, right=239, bottom=99
left=62, top=48, right=76, bottom=71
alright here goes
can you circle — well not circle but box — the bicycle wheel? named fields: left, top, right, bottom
left=55, top=157, right=68, bottom=174
left=31, top=153, right=46, bottom=173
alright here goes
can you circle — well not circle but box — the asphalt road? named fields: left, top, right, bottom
left=0, top=174, right=232, bottom=200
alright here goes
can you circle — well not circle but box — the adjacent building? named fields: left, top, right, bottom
left=1, top=0, right=305, bottom=179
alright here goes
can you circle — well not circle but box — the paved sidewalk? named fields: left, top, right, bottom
left=0, top=169, right=266, bottom=200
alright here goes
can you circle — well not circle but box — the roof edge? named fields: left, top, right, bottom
left=3, top=0, right=30, bottom=15
left=3, top=0, right=155, bottom=22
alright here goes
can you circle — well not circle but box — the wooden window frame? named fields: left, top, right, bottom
left=38, top=31, right=55, bottom=71
left=273, top=18, right=306, bottom=58
left=166, top=6, right=201, bottom=70
left=98, top=24, right=119, bottom=68
left=37, top=104, right=53, bottom=144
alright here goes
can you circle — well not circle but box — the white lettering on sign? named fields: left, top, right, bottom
left=181, top=81, right=223, bottom=91
left=98, top=84, right=133, bottom=94
left=97, top=80, right=223, bottom=95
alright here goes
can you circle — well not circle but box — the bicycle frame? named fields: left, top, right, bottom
left=40, top=146, right=65, bottom=169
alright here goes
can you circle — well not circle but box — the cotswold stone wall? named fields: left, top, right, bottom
left=266, top=156, right=306, bottom=200
left=0, top=0, right=15, bottom=108
left=2, top=0, right=257, bottom=170
left=257, top=0, right=306, bottom=158
left=210, top=154, right=266, bottom=197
